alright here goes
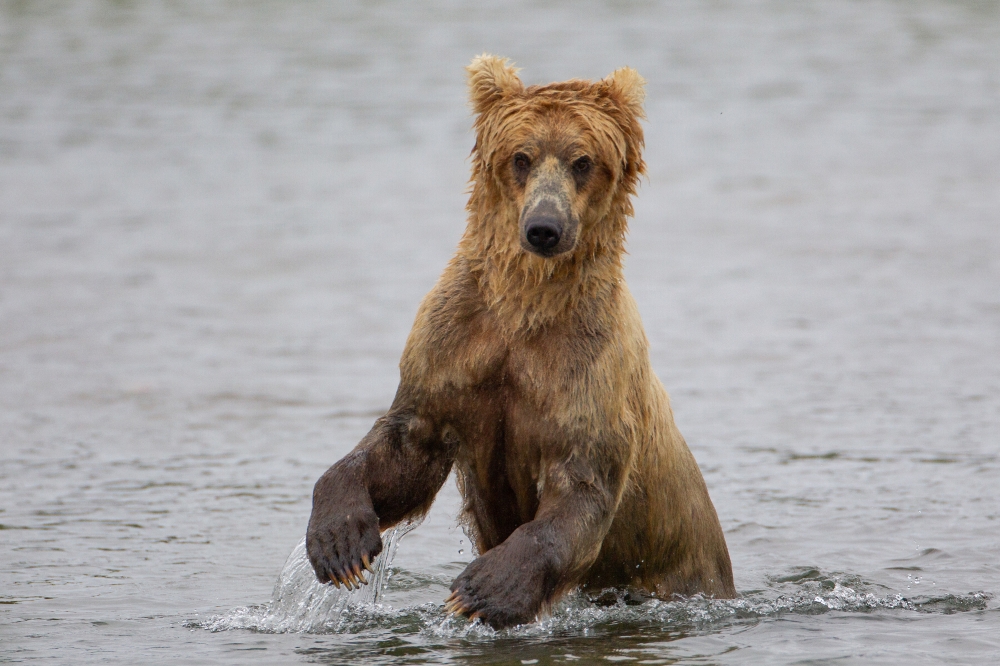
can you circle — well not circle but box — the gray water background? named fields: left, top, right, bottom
left=2, top=1, right=999, bottom=663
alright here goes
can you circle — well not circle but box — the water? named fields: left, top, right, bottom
left=217, top=524, right=418, bottom=635
left=2, top=1, right=998, bottom=663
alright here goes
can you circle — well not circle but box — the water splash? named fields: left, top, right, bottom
left=197, top=557, right=990, bottom=637
left=203, top=520, right=418, bottom=633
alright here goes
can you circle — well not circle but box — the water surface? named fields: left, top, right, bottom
left=2, top=1, right=999, bottom=663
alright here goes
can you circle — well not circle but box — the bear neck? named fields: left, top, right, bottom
left=459, top=187, right=630, bottom=338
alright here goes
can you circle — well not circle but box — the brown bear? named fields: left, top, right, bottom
left=306, top=54, right=736, bottom=628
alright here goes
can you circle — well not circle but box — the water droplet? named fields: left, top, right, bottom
left=458, top=549, right=464, bottom=555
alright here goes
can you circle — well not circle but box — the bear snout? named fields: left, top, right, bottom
left=519, top=196, right=576, bottom=257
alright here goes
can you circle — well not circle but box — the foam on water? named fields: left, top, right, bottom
left=198, top=549, right=990, bottom=638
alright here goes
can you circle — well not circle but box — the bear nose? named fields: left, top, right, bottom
left=525, top=220, right=562, bottom=251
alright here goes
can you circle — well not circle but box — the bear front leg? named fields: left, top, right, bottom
left=446, top=457, right=621, bottom=628
left=307, top=410, right=453, bottom=588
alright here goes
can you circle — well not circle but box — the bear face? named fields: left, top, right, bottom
left=509, top=117, right=618, bottom=258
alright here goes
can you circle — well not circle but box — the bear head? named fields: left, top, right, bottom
left=465, top=54, right=646, bottom=261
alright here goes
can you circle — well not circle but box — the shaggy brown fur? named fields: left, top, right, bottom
left=306, top=54, right=736, bottom=628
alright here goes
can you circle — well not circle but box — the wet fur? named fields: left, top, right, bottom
left=306, top=54, right=735, bottom=628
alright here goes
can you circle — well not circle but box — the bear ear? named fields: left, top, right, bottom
left=602, top=66, right=646, bottom=119
left=466, top=54, right=524, bottom=116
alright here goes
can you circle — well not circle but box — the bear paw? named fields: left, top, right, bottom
left=306, top=503, right=383, bottom=590
left=444, top=541, right=551, bottom=629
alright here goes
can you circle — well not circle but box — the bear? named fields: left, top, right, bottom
left=306, top=54, right=736, bottom=629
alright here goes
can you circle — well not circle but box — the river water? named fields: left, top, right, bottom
left=2, top=1, right=999, bottom=663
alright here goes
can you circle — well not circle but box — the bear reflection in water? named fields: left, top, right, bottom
left=306, top=54, right=736, bottom=629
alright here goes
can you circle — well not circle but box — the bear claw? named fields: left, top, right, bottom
left=443, top=594, right=469, bottom=616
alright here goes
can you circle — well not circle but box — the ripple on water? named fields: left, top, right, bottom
left=194, top=539, right=990, bottom=639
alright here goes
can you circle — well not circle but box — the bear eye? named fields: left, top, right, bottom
left=572, top=156, right=592, bottom=176
left=513, top=152, right=531, bottom=173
